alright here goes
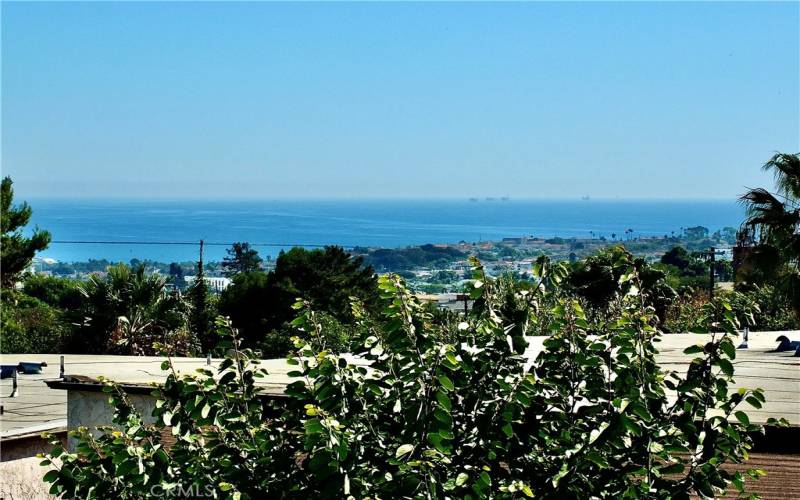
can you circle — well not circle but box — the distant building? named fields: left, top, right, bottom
left=716, top=247, right=733, bottom=260
left=415, top=292, right=473, bottom=312
left=184, top=275, right=231, bottom=292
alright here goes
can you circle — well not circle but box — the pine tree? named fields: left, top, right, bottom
left=221, top=242, right=263, bottom=277
left=1, top=177, right=51, bottom=288
left=187, top=241, right=216, bottom=352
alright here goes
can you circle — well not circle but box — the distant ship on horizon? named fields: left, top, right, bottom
left=581, top=195, right=590, bottom=201
left=468, top=196, right=511, bottom=202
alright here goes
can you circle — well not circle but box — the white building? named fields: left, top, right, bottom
left=184, top=275, right=231, bottom=292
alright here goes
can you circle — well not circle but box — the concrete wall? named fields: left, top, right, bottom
left=67, top=390, right=156, bottom=448
left=1, top=432, right=66, bottom=462
left=0, top=433, right=66, bottom=500
left=0, top=456, right=57, bottom=500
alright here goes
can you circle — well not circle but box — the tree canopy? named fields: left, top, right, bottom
left=567, top=246, right=675, bottom=324
left=268, top=246, right=378, bottom=322
left=661, top=246, right=693, bottom=271
left=222, top=242, right=263, bottom=277
left=1, top=176, right=51, bottom=288
left=219, top=246, right=378, bottom=351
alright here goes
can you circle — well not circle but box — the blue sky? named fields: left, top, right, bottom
left=2, top=2, right=798, bottom=199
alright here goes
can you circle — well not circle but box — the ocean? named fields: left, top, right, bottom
left=28, top=198, right=745, bottom=263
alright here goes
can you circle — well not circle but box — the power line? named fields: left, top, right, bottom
left=51, top=240, right=338, bottom=248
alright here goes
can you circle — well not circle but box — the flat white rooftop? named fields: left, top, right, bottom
left=1, top=331, right=798, bottom=439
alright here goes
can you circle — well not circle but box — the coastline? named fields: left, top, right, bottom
left=30, top=198, right=744, bottom=263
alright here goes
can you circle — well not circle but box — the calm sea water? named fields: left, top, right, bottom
left=29, top=199, right=745, bottom=263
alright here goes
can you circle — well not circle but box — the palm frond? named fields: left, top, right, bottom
left=739, top=188, right=787, bottom=224
left=763, top=152, right=800, bottom=201
left=740, top=187, right=800, bottom=254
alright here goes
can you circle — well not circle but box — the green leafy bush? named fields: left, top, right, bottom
left=1, top=291, right=67, bottom=353
left=567, top=246, right=676, bottom=328
left=43, top=255, right=783, bottom=498
left=664, top=285, right=797, bottom=333
left=662, top=289, right=709, bottom=334
left=23, top=274, right=84, bottom=311
left=733, top=285, right=798, bottom=331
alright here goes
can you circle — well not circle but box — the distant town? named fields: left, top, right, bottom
left=32, top=224, right=737, bottom=296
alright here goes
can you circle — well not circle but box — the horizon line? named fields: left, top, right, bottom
left=23, top=195, right=743, bottom=203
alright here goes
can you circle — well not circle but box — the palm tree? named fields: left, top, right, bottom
left=78, top=264, right=194, bottom=355
left=740, top=152, right=800, bottom=315
left=623, top=229, right=632, bottom=241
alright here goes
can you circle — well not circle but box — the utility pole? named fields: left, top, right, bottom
left=456, top=293, right=469, bottom=315
left=198, top=239, right=205, bottom=277
left=709, top=247, right=715, bottom=300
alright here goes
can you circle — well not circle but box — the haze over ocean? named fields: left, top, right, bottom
left=29, top=198, right=745, bottom=263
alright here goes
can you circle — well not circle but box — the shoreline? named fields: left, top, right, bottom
left=33, top=231, right=736, bottom=285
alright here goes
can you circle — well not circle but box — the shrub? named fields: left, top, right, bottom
left=734, top=285, right=798, bottom=331
left=1, top=291, right=67, bottom=353
left=664, top=285, right=797, bottom=333
left=662, top=289, right=708, bottom=333
left=23, top=274, right=84, bottom=311
left=43, top=255, right=783, bottom=498
left=567, top=246, right=676, bottom=327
